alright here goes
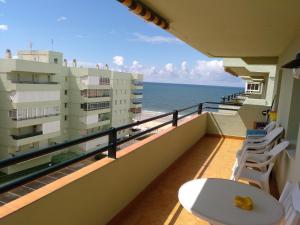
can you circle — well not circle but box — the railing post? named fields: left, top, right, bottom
left=198, top=103, right=203, bottom=114
left=222, top=96, right=226, bottom=103
left=172, top=110, right=178, bottom=127
left=108, top=128, right=117, bottom=159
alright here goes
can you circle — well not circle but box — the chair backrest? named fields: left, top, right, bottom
left=279, top=182, right=300, bottom=225
left=268, top=141, right=290, bottom=158
left=264, top=127, right=284, bottom=145
left=264, top=121, right=276, bottom=133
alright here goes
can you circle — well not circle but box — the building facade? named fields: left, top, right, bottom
left=0, top=50, right=143, bottom=174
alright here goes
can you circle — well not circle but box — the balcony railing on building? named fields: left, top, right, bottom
left=81, top=102, right=110, bottom=111
left=130, top=107, right=142, bottom=114
left=132, top=81, right=143, bottom=86
left=132, top=101, right=142, bottom=105
left=9, top=106, right=60, bottom=121
left=80, top=76, right=110, bottom=86
left=0, top=100, right=242, bottom=194
left=98, top=113, right=110, bottom=122
left=80, top=89, right=110, bottom=98
left=11, top=131, right=43, bottom=140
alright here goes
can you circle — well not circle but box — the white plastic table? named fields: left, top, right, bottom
left=178, top=178, right=284, bottom=225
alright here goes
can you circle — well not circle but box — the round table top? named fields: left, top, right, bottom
left=178, top=178, right=284, bottom=225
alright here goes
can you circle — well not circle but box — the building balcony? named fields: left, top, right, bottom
left=130, top=93, right=143, bottom=99
left=129, top=107, right=142, bottom=114
left=131, top=81, right=143, bottom=90
left=11, top=131, right=43, bottom=140
left=0, top=103, right=275, bottom=225
left=130, top=102, right=142, bottom=109
left=9, top=90, right=60, bottom=104
left=8, top=82, right=60, bottom=92
left=9, top=131, right=60, bottom=147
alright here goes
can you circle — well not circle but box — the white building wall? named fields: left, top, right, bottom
left=42, top=120, right=60, bottom=134
left=80, top=114, right=98, bottom=125
left=10, top=90, right=60, bottom=103
left=79, top=136, right=108, bottom=152
left=111, top=72, right=132, bottom=136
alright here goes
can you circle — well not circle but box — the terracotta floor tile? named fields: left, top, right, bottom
left=108, top=136, right=243, bottom=225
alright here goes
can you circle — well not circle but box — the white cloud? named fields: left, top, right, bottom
left=0, top=24, right=8, bottom=31
left=164, top=63, right=174, bottom=73
left=180, top=61, right=189, bottom=74
left=57, top=16, right=67, bottom=22
left=113, top=56, right=124, bottom=66
left=110, top=58, right=244, bottom=87
left=131, top=32, right=181, bottom=44
left=0, top=0, right=6, bottom=4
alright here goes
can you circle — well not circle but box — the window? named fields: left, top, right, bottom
left=64, top=103, right=68, bottom=108
left=99, top=77, right=110, bottom=85
left=246, top=83, right=261, bottom=93
left=65, top=115, right=68, bottom=121
left=64, top=90, right=68, bottom=95
left=80, top=102, right=110, bottom=111
left=54, top=58, right=58, bottom=64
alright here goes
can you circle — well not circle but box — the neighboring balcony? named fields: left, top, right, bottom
left=9, top=90, right=60, bottom=103
left=80, top=76, right=110, bottom=89
left=11, top=131, right=43, bottom=140
left=78, top=113, right=111, bottom=129
left=131, top=101, right=142, bottom=109
left=80, top=89, right=111, bottom=102
left=80, top=102, right=110, bottom=112
left=8, top=79, right=60, bottom=93
left=9, top=107, right=60, bottom=125
left=9, top=121, right=60, bottom=146
left=130, top=107, right=142, bottom=114
left=131, top=80, right=143, bottom=90
left=131, top=91, right=143, bottom=99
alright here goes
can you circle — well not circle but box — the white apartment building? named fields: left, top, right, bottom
left=111, top=71, right=143, bottom=139
left=0, top=49, right=143, bottom=174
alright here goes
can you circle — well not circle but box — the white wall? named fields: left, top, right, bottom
left=80, top=114, right=98, bottom=125
left=10, top=90, right=60, bottom=103
left=42, top=121, right=60, bottom=134
left=79, top=136, right=108, bottom=152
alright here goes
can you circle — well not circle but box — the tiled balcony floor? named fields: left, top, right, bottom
left=108, top=135, right=244, bottom=225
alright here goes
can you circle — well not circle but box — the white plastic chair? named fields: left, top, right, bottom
left=279, top=182, right=300, bottom=225
left=264, top=121, right=277, bottom=133
left=232, top=141, right=289, bottom=193
left=246, top=121, right=277, bottom=139
left=232, top=127, right=284, bottom=172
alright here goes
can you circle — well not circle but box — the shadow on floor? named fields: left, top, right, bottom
left=107, top=135, right=243, bottom=225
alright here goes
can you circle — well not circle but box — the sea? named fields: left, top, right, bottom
left=142, top=82, right=244, bottom=113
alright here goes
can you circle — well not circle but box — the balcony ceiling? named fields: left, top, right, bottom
left=139, top=0, right=300, bottom=57
left=224, top=67, right=268, bottom=79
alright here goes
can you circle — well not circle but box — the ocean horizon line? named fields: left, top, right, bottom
left=143, top=81, right=244, bottom=89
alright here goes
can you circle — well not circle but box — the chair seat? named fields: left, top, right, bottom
left=236, top=167, right=265, bottom=185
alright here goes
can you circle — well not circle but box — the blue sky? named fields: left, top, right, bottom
left=0, top=0, right=244, bottom=87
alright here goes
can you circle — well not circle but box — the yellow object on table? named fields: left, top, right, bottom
left=234, top=196, right=254, bottom=210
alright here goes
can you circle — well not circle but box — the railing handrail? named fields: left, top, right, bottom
left=0, top=98, right=242, bottom=194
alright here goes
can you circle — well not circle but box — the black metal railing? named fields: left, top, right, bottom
left=221, top=91, right=245, bottom=103
left=11, top=81, right=59, bottom=85
left=11, top=131, right=43, bottom=140
left=0, top=100, right=241, bottom=193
